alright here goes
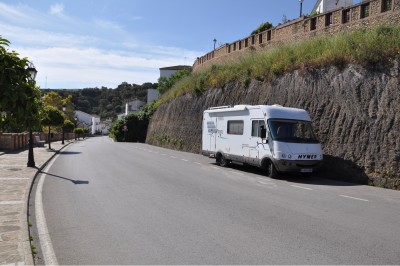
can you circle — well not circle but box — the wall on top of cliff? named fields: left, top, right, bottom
left=146, top=61, right=400, bottom=189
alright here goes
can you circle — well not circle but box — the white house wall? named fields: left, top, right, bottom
left=315, top=0, right=353, bottom=13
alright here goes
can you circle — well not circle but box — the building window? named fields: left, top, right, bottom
left=310, top=17, right=317, bottom=31
left=381, top=0, right=392, bottom=12
left=361, top=3, right=370, bottom=18
left=227, top=120, right=244, bottom=135
left=325, top=13, right=333, bottom=26
left=245, top=39, right=248, bottom=47
left=342, top=9, right=351, bottom=23
left=251, top=120, right=266, bottom=137
left=267, top=30, right=272, bottom=41
left=233, top=43, right=236, bottom=51
left=251, top=35, right=255, bottom=45
left=239, top=41, right=242, bottom=50
left=259, top=34, right=263, bottom=44
left=228, top=45, right=231, bottom=53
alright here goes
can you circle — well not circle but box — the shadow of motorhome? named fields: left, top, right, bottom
left=210, top=159, right=363, bottom=187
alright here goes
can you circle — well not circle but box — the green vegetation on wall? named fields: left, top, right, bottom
left=251, top=22, right=273, bottom=35
left=157, top=68, right=192, bottom=95
left=159, top=25, right=400, bottom=104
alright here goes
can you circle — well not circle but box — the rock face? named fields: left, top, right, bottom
left=146, top=61, right=400, bottom=189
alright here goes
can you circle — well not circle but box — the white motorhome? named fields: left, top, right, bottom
left=202, top=105, right=323, bottom=177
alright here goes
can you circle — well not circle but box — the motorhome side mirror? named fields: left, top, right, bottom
left=260, top=127, right=267, bottom=139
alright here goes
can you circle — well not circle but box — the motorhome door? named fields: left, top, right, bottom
left=247, top=119, right=266, bottom=165
left=205, top=115, right=218, bottom=152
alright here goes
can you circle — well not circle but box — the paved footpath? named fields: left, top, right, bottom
left=0, top=140, right=72, bottom=265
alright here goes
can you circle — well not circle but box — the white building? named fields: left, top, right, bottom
left=147, top=88, right=160, bottom=104
left=74, top=110, right=105, bottom=135
left=159, top=65, right=191, bottom=79
left=117, top=98, right=145, bottom=120
left=125, top=99, right=145, bottom=114
left=312, top=0, right=353, bottom=14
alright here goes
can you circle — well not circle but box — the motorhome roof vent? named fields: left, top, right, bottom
left=209, top=105, right=231, bottom=110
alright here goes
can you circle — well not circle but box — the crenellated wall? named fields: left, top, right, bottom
left=193, top=0, right=400, bottom=72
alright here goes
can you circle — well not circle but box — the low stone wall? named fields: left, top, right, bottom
left=0, top=132, right=75, bottom=150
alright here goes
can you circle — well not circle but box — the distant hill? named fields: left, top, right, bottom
left=42, top=82, right=157, bottom=120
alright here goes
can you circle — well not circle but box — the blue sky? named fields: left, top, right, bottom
left=1, top=0, right=319, bottom=89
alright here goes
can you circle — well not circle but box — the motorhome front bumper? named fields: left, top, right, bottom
left=273, top=159, right=322, bottom=173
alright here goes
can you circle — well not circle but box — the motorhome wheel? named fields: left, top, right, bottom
left=219, top=155, right=230, bottom=167
left=266, top=161, right=278, bottom=179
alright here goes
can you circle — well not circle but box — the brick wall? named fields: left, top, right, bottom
left=0, top=132, right=76, bottom=150
left=193, top=0, right=399, bottom=72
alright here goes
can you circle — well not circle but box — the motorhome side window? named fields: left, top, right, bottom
left=251, top=120, right=266, bottom=137
left=227, top=120, right=244, bottom=135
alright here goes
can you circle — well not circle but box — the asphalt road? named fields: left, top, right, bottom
left=38, top=136, right=400, bottom=264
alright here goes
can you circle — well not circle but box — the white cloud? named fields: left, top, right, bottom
left=50, top=3, right=64, bottom=16
left=94, top=19, right=124, bottom=31
left=0, top=2, right=200, bottom=89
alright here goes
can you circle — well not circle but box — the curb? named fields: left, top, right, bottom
left=24, top=141, right=74, bottom=265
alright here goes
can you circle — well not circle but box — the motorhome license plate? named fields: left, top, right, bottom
left=301, top=169, right=313, bottom=173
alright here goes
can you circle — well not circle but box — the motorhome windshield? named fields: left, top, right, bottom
left=268, top=119, right=319, bottom=143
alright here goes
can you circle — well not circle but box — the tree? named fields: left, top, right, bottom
left=41, top=106, right=64, bottom=149
left=63, top=119, right=75, bottom=133
left=42, top=92, right=75, bottom=121
left=251, top=22, right=273, bottom=35
left=0, top=36, right=42, bottom=132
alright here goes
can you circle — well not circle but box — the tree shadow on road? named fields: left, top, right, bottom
left=40, top=171, right=89, bottom=185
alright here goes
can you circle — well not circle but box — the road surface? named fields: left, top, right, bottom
left=35, top=136, right=400, bottom=264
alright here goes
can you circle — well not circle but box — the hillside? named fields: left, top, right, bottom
left=42, top=82, right=157, bottom=119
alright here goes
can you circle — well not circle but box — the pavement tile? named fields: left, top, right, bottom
left=0, top=140, right=72, bottom=265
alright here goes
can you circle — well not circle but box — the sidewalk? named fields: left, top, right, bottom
left=0, top=140, right=72, bottom=265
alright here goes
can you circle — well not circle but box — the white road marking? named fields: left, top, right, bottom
left=229, top=171, right=244, bottom=176
left=181, top=159, right=189, bottom=162
left=0, top=201, right=24, bottom=205
left=0, top=178, right=30, bottom=180
left=194, top=162, right=202, bottom=165
left=36, top=156, right=59, bottom=265
left=170, top=156, right=177, bottom=159
left=340, top=195, right=369, bottom=202
left=211, top=166, right=220, bottom=170
left=291, top=185, right=313, bottom=190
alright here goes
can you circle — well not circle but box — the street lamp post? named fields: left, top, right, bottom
left=299, top=0, right=304, bottom=17
left=61, top=107, right=66, bottom=144
left=26, top=62, right=38, bottom=168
